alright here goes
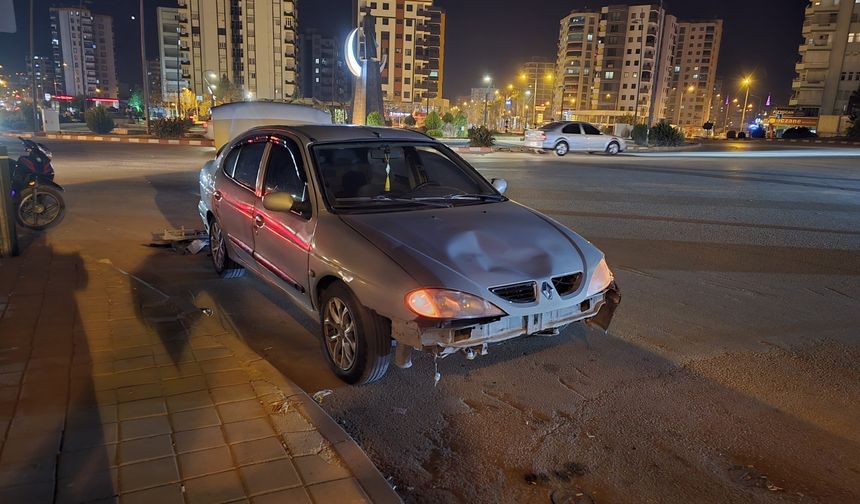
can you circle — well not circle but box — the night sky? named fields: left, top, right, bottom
left=1, top=0, right=808, bottom=105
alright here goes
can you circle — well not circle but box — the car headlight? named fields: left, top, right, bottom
left=406, top=289, right=506, bottom=319
left=586, top=258, right=614, bottom=297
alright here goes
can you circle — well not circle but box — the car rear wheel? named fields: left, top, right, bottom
left=606, top=141, right=621, bottom=155
left=320, top=283, right=391, bottom=384
left=554, top=141, right=569, bottom=157
left=209, top=219, right=245, bottom=279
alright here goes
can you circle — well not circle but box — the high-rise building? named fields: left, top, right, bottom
left=553, top=3, right=721, bottom=131
left=298, top=29, right=351, bottom=104
left=665, top=21, right=723, bottom=129
left=554, top=12, right=600, bottom=119
left=157, top=7, right=190, bottom=106
left=50, top=7, right=118, bottom=97
left=790, top=0, right=860, bottom=125
left=522, top=57, right=555, bottom=124
left=147, top=59, right=163, bottom=104
left=177, top=0, right=299, bottom=102
left=26, top=55, right=57, bottom=99
left=356, top=0, right=446, bottom=112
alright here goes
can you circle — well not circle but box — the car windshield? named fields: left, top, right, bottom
left=311, top=142, right=503, bottom=212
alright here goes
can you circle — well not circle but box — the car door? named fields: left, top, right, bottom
left=252, top=134, right=315, bottom=305
left=213, top=137, right=268, bottom=266
left=581, top=123, right=606, bottom=150
left=561, top=123, right=585, bottom=150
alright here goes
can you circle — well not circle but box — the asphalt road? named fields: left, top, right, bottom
left=3, top=138, right=858, bottom=503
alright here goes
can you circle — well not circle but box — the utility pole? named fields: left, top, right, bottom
left=633, top=18, right=645, bottom=125
left=646, top=0, right=664, bottom=127
left=30, top=0, right=39, bottom=132
left=0, top=147, right=18, bottom=257
left=140, top=0, right=150, bottom=133
left=740, top=76, right=752, bottom=134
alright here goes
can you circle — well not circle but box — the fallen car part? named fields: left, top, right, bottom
left=585, top=283, right=620, bottom=332
left=393, top=341, right=413, bottom=369
left=312, top=389, right=333, bottom=404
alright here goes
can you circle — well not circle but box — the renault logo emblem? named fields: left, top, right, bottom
left=541, top=281, right=554, bottom=300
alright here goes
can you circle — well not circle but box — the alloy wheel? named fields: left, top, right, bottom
left=323, top=297, right=357, bottom=371
left=210, top=222, right=226, bottom=270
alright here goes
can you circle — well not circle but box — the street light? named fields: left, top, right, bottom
left=482, top=75, right=493, bottom=127
left=740, top=75, right=752, bottom=134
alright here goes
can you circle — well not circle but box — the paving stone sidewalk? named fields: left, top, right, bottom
left=0, top=242, right=400, bottom=503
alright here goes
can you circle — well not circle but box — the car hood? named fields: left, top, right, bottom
left=339, top=201, right=593, bottom=292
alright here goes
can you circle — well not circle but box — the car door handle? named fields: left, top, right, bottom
left=213, top=190, right=223, bottom=201
left=254, top=215, right=264, bottom=228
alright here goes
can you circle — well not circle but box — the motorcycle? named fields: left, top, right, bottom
left=9, top=137, right=65, bottom=230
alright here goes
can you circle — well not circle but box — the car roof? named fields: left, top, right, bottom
left=238, top=124, right=433, bottom=143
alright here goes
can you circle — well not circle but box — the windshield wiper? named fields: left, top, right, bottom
left=337, top=195, right=453, bottom=208
left=418, top=193, right=506, bottom=202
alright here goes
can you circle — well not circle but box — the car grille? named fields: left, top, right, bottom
left=490, top=281, right=537, bottom=304
left=552, top=272, right=583, bottom=297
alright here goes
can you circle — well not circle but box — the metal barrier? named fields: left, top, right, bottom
left=0, top=146, right=18, bottom=256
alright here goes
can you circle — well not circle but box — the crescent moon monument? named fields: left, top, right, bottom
left=345, top=13, right=385, bottom=125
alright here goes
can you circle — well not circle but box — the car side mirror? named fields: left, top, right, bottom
left=262, top=192, right=295, bottom=213
left=491, top=178, right=507, bottom=194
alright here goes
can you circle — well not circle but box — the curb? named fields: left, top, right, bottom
left=204, top=296, right=402, bottom=504
left=2, top=131, right=214, bottom=147
left=764, top=138, right=860, bottom=146
left=454, top=146, right=493, bottom=153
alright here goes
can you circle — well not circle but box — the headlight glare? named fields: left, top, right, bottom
left=586, top=258, right=614, bottom=296
left=406, top=289, right=506, bottom=319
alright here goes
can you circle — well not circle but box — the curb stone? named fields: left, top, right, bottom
left=2, top=131, right=214, bottom=147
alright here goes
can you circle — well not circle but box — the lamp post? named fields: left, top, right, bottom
left=138, top=0, right=150, bottom=133
left=740, top=76, right=752, bottom=134
left=482, top=75, right=492, bottom=127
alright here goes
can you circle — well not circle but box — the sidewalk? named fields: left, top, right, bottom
left=0, top=240, right=400, bottom=503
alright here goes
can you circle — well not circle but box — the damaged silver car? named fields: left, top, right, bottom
left=199, top=125, right=619, bottom=384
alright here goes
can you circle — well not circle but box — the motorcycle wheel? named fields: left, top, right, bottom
left=17, top=186, right=65, bottom=230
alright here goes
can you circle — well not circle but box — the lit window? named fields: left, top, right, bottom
left=605, top=71, right=614, bottom=79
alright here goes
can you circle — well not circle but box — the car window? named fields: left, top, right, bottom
left=562, top=123, right=582, bottom=134
left=263, top=138, right=310, bottom=217
left=540, top=122, right=564, bottom=131
left=312, top=142, right=498, bottom=211
left=222, top=147, right=241, bottom=177
left=232, top=141, right=267, bottom=189
left=582, top=123, right=602, bottom=135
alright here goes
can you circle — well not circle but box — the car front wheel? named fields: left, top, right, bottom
left=554, top=141, right=569, bottom=156
left=209, top=218, right=245, bottom=279
left=320, top=283, right=391, bottom=384
left=606, top=141, right=621, bottom=155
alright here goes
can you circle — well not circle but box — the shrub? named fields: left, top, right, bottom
left=151, top=117, right=189, bottom=138
left=404, top=114, right=417, bottom=127
left=442, top=112, right=454, bottom=124
left=781, top=127, right=817, bottom=139
left=424, top=110, right=443, bottom=131
left=649, top=121, right=684, bottom=146
left=426, top=129, right=444, bottom=137
left=384, top=118, right=393, bottom=127
left=601, top=124, right=614, bottom=135
left=366, top=111, right=383, bottom=126
left=468, top=126, right=495, bottom=147
left=85, top=105, right=115, bottom=134
left=737, top=131, right=747, bottom=140
left=632, top=123, right=649, bottom=146
left=726, top=130, right=737, bottom=139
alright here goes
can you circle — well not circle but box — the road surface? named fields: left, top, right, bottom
left=3, top=138, right=858, bottom=503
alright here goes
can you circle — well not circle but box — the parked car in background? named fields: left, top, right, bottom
left=199, top=125, right=620, bottom=385
left=525, top=121, right=627, bottom=156
left=781, top=127, right=818, bottom=139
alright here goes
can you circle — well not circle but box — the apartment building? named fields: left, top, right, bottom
left=177, top=0, right=299, bottom=102
left=522, top=57, right=555, bottom=124
left=50, top=7, right=118, bottom=97
left=665, top=20, right=723, bottom=128
left=356, top=0, right=446, bottom=112
left=553, top=3, right=721, bottom=130
left=157, top=7, right=191, bottom=105
left=790, top=0, right=860, bottom=134
left=298, top=29, right=351, bottom=104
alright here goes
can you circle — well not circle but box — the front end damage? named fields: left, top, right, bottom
left=390, top=283, right=620, bottom=368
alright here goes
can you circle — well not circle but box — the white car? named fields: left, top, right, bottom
left=525, top=121, right=627, bottom=156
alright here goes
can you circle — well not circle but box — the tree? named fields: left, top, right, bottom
left=179, top=88, right=199, bottom=119
left=85, top=105, right=115, bottom=134
left=366, top=111, right=383, bottom=126
left=215, top=74, right=243, bottom=104
left=424, top=110, right=443, bottom=131
left=442, top=112, right=454, bottom=124
left=404, top=114, right=417, bottom=127
left=128, top=87, right=144, bottom=116
left=847, top=85, right=860, bottom=138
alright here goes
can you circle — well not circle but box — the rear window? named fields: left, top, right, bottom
left=540, top=122, right=564, bottom=131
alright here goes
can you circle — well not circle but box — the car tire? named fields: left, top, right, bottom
left=209, top=218, right=245, bottom=279
left=319, top=282, right=391, bottom=385
left=606, top=141, right=620, bottom=155
left=554, top=141, right=569, bottom=157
